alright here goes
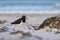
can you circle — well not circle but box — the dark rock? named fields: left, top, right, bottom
left=55, top=31, right=60, bottom=34
left=0, top=20, right=7, bottom=24
left=0, top=27, right=8, bottom=32
left=36, top=16, right=60, bottom=30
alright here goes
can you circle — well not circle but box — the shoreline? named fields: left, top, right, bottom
left=0, top=11, right=60, bottom=14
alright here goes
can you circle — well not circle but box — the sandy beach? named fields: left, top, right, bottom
left=0, top=13, right=60, bottom=40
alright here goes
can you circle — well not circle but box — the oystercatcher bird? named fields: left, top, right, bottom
left=11, top=15, right=27, bottom=24
left=11, top=15, right=28, bottom=24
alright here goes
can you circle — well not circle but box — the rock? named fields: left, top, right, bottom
left=55, top=31, right=60, bottom=34
left=36, top=16, right=60, bottom=30
left=0, top=27, right=8, bottom=32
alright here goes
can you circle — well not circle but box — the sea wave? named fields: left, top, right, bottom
left=0, top=0, right=60, bottom=11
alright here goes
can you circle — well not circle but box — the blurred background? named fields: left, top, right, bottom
left=0, top=0, right=60, bottom=14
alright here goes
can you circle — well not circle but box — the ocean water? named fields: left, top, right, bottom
left=0, top=0, right=60, bottom=11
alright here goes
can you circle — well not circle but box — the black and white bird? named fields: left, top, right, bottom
left=11, top=15, right=28, bottom=24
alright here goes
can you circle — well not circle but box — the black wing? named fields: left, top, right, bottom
left=11, top=18, right=21, bottom=24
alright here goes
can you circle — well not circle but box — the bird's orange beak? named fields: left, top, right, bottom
left=26, top=16, right=29, bottom=20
